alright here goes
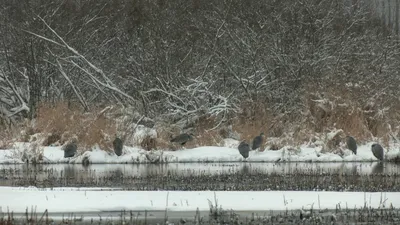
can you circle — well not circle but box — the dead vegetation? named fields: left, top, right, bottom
left=1, top=88, right=400, bottom=154
left=300, top=85, right=400, bottom=149
left=17, top=102, right=117, bottom=152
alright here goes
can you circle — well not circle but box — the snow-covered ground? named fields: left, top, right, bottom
left=0, top=139, right=399, bottom=164
left=0, top=186, right=398, bottom=213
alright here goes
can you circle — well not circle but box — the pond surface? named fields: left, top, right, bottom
left=1, top=162, right=399, bottom=192
left=2, top=162, right=400, bottom=224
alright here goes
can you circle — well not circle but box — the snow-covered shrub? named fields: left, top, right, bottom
left=16, top=141, right=44, bottom=164
left=265, top=137, right=286, bottom=151
left=133, top=125, right=157, bottom=143
left=221, top=138, right=239, bottom=148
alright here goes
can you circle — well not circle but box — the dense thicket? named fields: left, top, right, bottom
left=0, top=0, right=399, bottom=133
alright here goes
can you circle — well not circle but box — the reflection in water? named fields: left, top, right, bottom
left=0, top=162, right=399, bottom=186
left=372, top=162, right=384, bottom=174
left=1, top=162, right=400, bottom=178
left=63, top=165, right=76, bottom=178
left=0, top=162, right=399, bottom=191
left=350, top=164, right=359, bottom=175
left=0, top=162, right=398, bottom=179
left=240, top=164, right=250, bottom=174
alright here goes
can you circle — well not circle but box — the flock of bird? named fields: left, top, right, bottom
left=62, top=133, right=196, bottom=159
left=62, top=131, right=385, bottom=162
left=346, top=135, right=384, bottom=161
left=237, top=134, right=385, bottom=161
left=238, top=132, right=265, bottom=159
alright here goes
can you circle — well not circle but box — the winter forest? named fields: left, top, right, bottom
left=1, top=0, right=400, bottom=152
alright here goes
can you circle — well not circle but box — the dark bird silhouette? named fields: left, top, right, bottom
left=346, top=136, right=357, bottom=155
left=64, top=139, right=77, bottom=158
left=252, top=132, right=264, bottom=150
left=170, top=133, right=194, bottom=146
left=82, top=156, right=90, bottom=167
left=238, top=140, right=250, bottom=159
left=113, top=137, right=124, bottom=156
left=371, top=143, right=384, bottom=161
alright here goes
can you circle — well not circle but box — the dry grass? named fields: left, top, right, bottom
left=189, top=116, right=223, bottom=147
left=0, top=119, right=37, bottom=149
left=2, top=86, right=400, bottom=153
left=304, top=92, right=369, bottom=139
left=230, top=101, right=283, bottom=151
left=140, top=136, right=157, bottom=151
left=0, top=128, right=19, bottom=149
left=147, top=92, right=398, bottom=152
left=35, top=102, right=116, bottom=152
left=234, top=101, right=270, bottom=137
left=300, top=86, right=400, bottom=148
left=154, top=116, right=224, bottom=150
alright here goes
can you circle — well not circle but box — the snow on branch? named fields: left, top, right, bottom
left=24, top=16, right=138, bottom=105
left=56, top=60, right=89, bottom=111
left=145, top=76, right=239, bottom=125
left=0, top=68, right=29, bottom=120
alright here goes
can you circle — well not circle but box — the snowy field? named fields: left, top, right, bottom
left=1, top=186, right=399, bottom=213
left=0, top=139, right=399, bottom=164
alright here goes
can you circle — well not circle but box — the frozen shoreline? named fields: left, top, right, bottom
left=0, top=140, right=399, bottom=164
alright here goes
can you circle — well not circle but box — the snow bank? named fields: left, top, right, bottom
left=0, top=187, right=398, bottom=213
left=0, top=140, right=399, bottom=164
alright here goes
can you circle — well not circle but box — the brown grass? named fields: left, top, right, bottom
left=0, top=128, right=18, bottom=149
left=297, top=83, right=400, bottom=148
left=35, top=102, right=116, bottom=151
left=304, top=92, right=369, bottom=139
left=2, top=85, right=400, bottom=153
left=148, top=93, right=391, bottom=152
left=189, top=116, right=223, bottom=147
left=154, top=116, right=224, bottom=150
left=302, top=90, right=394, bottom=147
left=140, top=136, right=157, bottom=151
left=230, top=101, right=281, bottom=151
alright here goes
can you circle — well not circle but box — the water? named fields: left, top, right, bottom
left=1, top=162, right=400, bottom=191
left=2, top=162, right=400, bottom=224
left=1, top=161, right=399, bottom=178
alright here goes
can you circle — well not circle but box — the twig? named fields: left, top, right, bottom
left=164, top=192, right=169, bottom=224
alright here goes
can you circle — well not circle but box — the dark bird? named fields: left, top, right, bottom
left=63, top=138, right=77, bottom=158
left=371, top=143, right=384, bottom=161
left=82, top=156, right=90, bottom=167
left=113, top=137, right=124, bottom=156
left=170, top=133, right=194, bottom=146
left=346, top=136, right=357, bottom=155
left=238, top=140, right=250, bottom=159
left=252, top=132, right=264, bottom=150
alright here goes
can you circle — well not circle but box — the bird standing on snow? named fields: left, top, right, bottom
left=252, top=132, right=264, bottom=150
left=238, top=140, right=250, bottom=159
left=63, top=137, right=78, bottom=158
left=371, top=143, right=384, bottom=161
left=113, top=136, right=124, bottom=156
left=170, top=133, right=194, bottom=146
left=346, top=136, right=357, bottom=155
